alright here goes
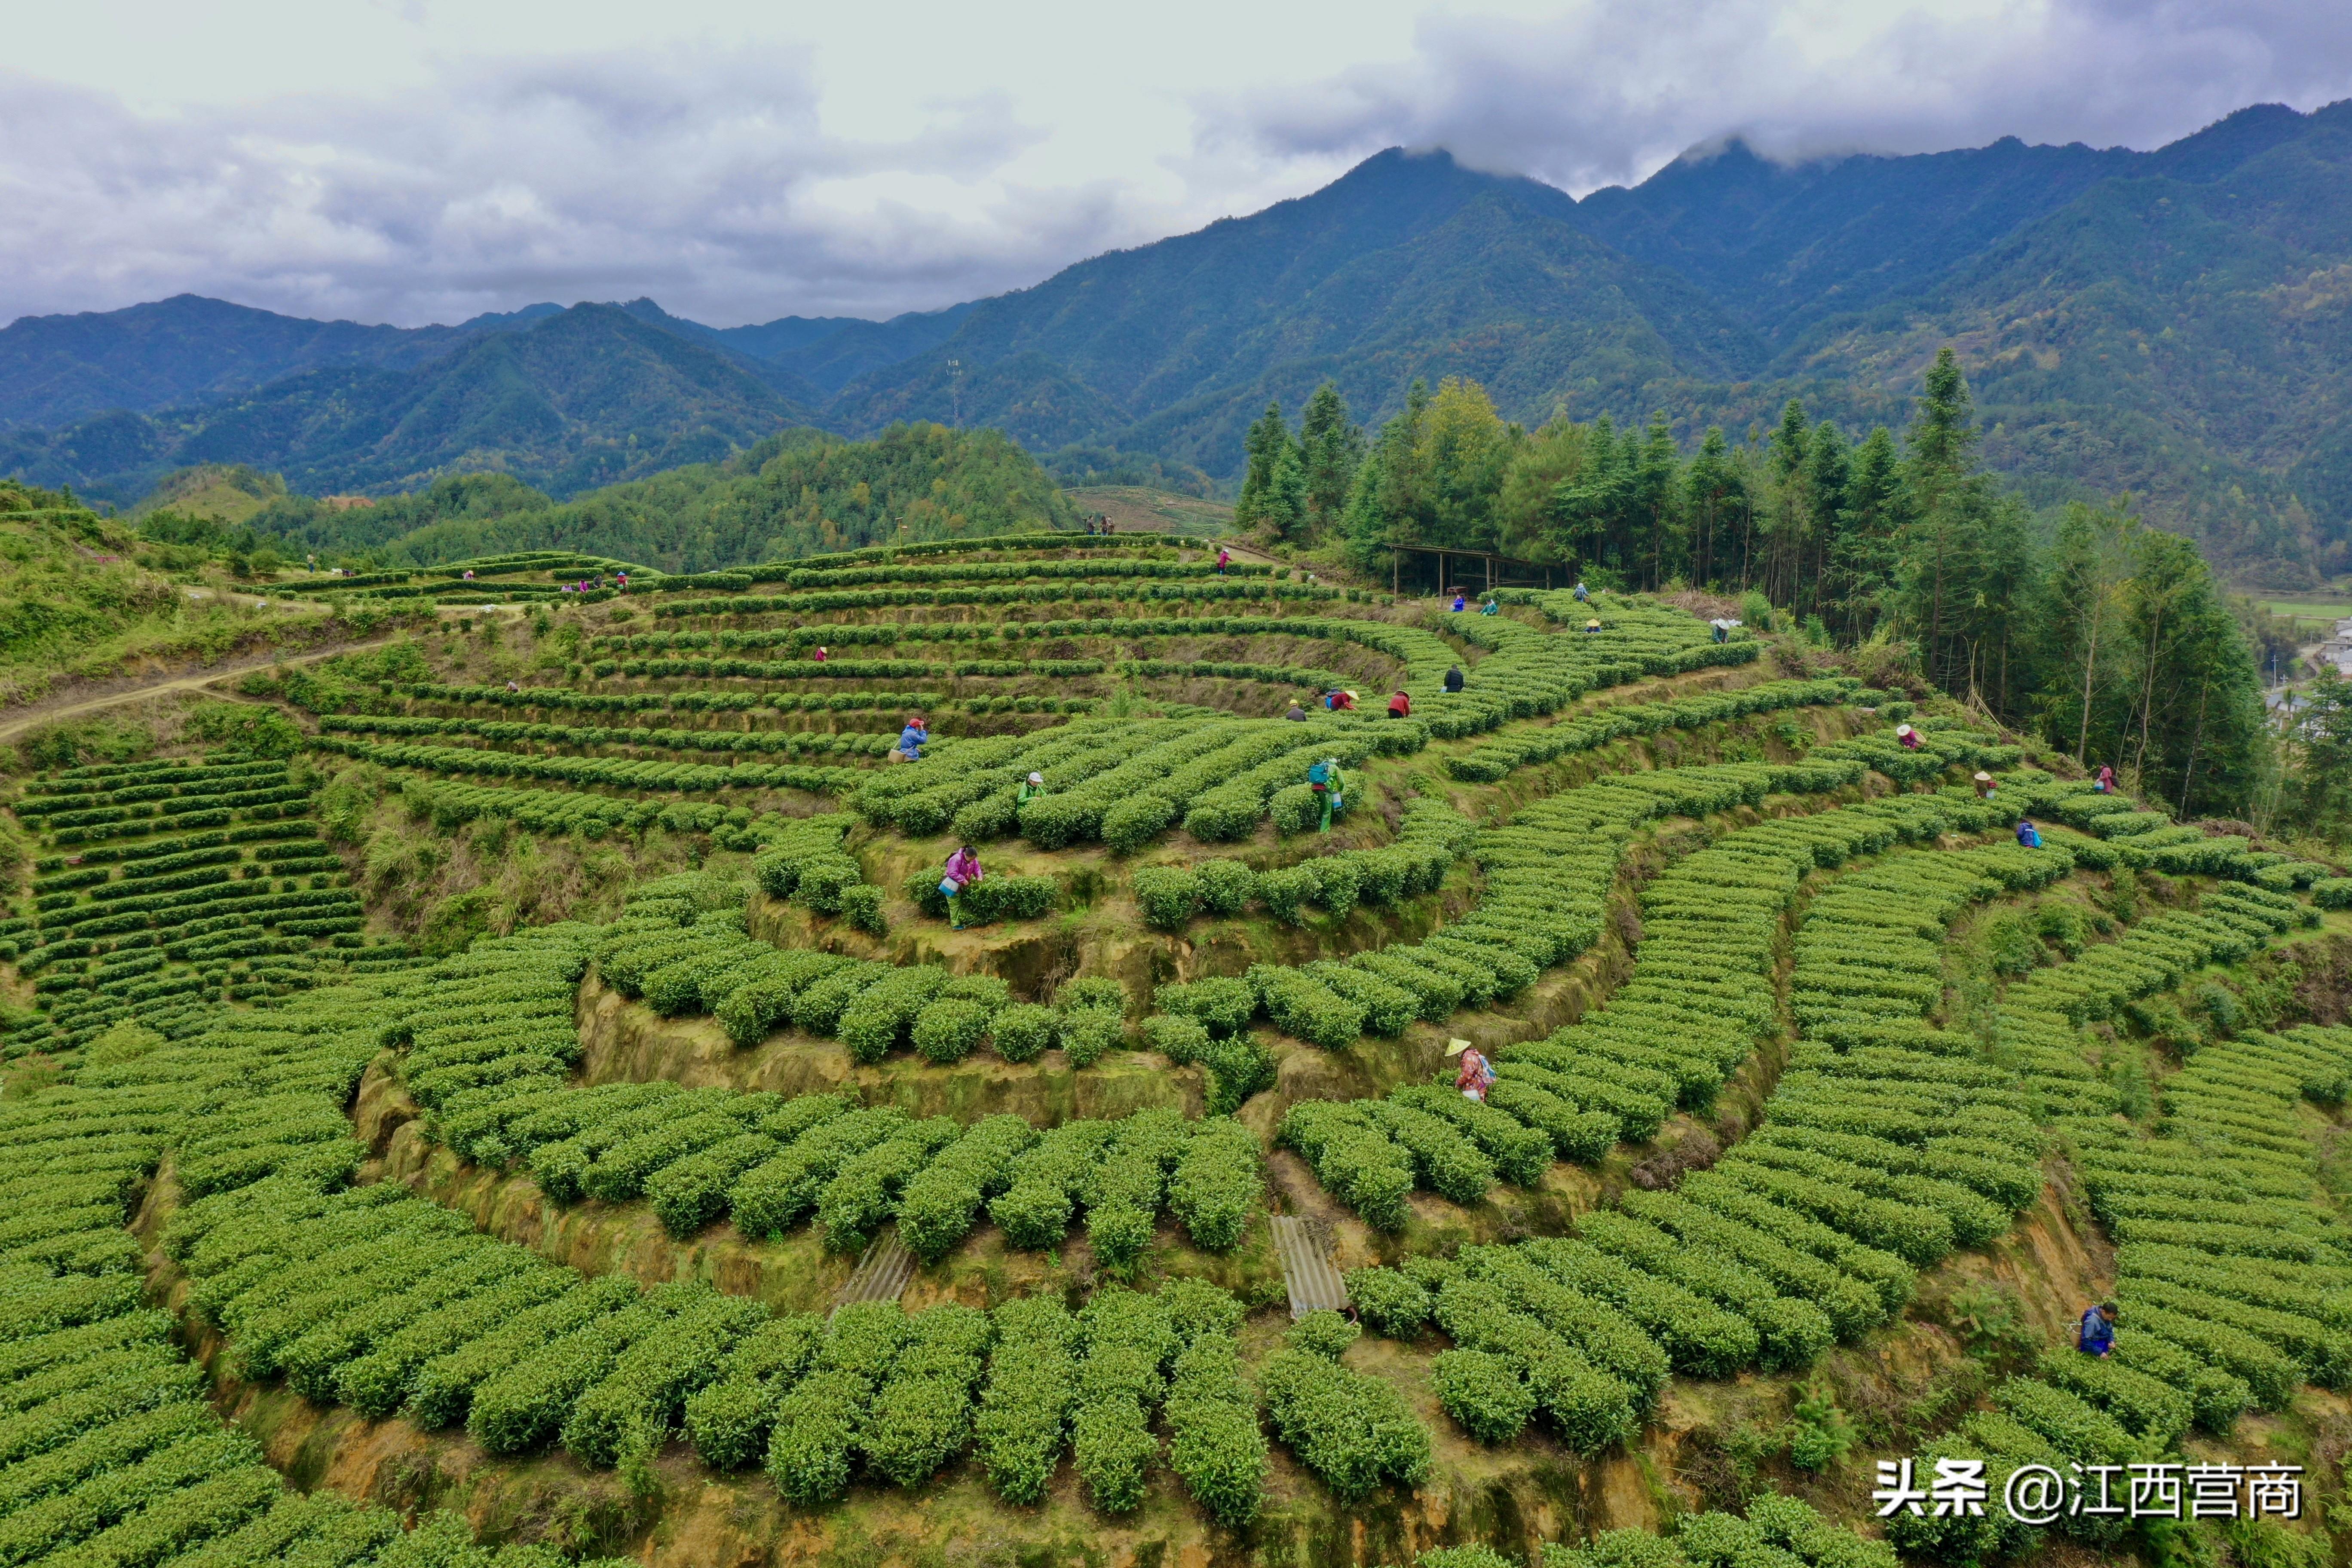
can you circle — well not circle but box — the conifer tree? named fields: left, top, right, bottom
left=1297, top=382, right=1364, bottom=534
left=1233, top=401, right=1296, bottom=536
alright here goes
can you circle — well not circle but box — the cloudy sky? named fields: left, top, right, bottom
left=5, top=0, right=2349, bottom=329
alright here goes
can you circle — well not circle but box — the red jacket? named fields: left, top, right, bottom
left=1388, top=693, right=1410, bottom=717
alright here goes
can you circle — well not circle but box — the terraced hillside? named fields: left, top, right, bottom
left=3, top=530, right=2349, bottom=1568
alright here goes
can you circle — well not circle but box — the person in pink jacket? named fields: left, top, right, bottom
left=942, top=845, right=983, bottom=929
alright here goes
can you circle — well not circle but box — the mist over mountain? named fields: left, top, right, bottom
left=9, top=98, right=2352, bottom=578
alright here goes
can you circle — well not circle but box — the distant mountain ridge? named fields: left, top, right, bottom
left=9, top=100, right=2352, bottom=578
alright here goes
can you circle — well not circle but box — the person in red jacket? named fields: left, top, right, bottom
left=813, top=646, right=828, bottom=663
left=1387, top=689, right=1411, bottom=719
left=1449, top=1040, right=1494, bottom=1102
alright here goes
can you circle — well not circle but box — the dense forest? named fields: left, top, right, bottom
left=238, top=423, right=1075, bottom=571
left=1237, top=354, right=2292, bottom=830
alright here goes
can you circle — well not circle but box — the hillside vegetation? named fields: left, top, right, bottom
left=3, top=523, right=2349, bottom=1568
left=243, top=423, right=1076, bottom=571
left=0, top=479, right=405, bottom=708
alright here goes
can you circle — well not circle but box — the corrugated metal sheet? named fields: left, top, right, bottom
left=1270, top=1215, right=1349, bottom=1319
left=830, top=1229, right=915, bottom=1316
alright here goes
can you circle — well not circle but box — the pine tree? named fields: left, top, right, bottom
left=2027, top=502, right=2138, bottom=768
left=1635, top=413, right=1681, bottom=589
left=1297, top=383, right=1364, bottom=534
left=1233, top=401, right=1294, bottom=536
left=1804, top=422, right=1850, bottom=621
left=1897, top=348, right=1986, bottom=691
left=1265, top=439, right=1308, bottom=540
left=1827, top=427, right=1902, bottom=640
left=1342, top=381, right=1431, bottom=577
left=1683, top=426, right=1742, bottom=592
left=2281, top=671, right=2352, bottom=837
left=1764, top=401, right=1812, bottom=609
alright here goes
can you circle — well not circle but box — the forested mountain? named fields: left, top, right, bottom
left=0, top=295, right=563, bottom=430
left=0, top=306, right=816, bottom=503
left=237, top=423, right=1075, bottom=570
left=11, top=98, right=2352, bottom=579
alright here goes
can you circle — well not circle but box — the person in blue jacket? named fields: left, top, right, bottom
left=1451, top=592, right=1467, bottom=612
left=897, top=714, right=929, bottom=762
left=1573, top=580, right=1589, bottom=603
left=2015, top=818, right=2042, bottom=848
left=2078, top=1302, right=2116, bottom=1356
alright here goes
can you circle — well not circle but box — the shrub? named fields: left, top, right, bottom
left=792, top=855, right=864, bottom=914
left=1058, top=1009, right=1125, bottom=1067
left=1433, top=1349, right=1534, bottom=1442
left=911, top=999, right=990, bottom=1065
left=1057, top=976, right=1125, bottom=1012
left=1131, top=866, right=1203, bottom=929
left=1289, top=1309, right=1360, bottom=1359
left=1346, top=1267, right=1433, bottom=1339
left=1143, top=1014, right=1212, bottom=1063
left=1256, top=865, right=1316, bottom=924
left=1195, top=859, right=1257, bottom=915
left=1154, top=976, right=1255, bottom=1037
left=1167, top=1119, right=1261, bottom=1252
left=989, top=1004, right=1055, bottom=1063
left=1258, top=1347, right=1430, bottom=1501
left=839, top=884, right=887, bottom=935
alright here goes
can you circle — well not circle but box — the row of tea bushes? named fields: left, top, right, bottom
left=321, top=714, right=909, bottom=761
left=1277, top=784, right=2018, bottom=1226
left=1443, top=676, right=1860, bottom=782
left=1126, top=797, right=1478, bottom=934
left=51, top=958, right=1279, bottom=1522
left=377, top=680, right=941, bottom=718
left=309, top=735, right=869, bottom=796
left=0, top=975, right=630, bottom=1567
left=2, top=758, right=397, bottom=1066
left=619, top=574, right=1346, bottom=628
left=1337, top=838, right=2077, bottom=1454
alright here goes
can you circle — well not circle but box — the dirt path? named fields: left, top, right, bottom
left=0, top=638, right=392, bottom=744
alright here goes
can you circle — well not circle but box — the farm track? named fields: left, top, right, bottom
left=0, top=634, right=398, bottom=742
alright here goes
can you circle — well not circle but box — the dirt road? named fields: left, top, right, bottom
left=0, top=639, right=392, bottom=744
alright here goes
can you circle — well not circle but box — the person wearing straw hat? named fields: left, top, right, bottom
left=1015, top=772, right=1045, bottom=811
left=1896, top=723, right=1923, bottom=750
left=1448, top=1038, right=1494, bottom=1102
left=1584, top=618, right=1602, bottom=634
left=1973, top=771, right=1997, bottom=800
left=813, top=645, right=828, bottom=662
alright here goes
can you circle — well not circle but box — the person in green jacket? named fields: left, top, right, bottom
left=1308, top=757, right=1344, bottom=832
left=1015, top=772, right=1044, bottom=810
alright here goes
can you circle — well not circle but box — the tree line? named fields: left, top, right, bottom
left=1234, top=351, right=2278, bottom=825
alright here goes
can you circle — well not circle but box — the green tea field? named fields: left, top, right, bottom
left=5, top=532, right=2350, bottom=1568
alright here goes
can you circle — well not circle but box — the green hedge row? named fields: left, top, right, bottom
left=323, top=712, right=905, bottom=761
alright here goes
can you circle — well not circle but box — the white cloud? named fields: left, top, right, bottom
left=0, top=0, right=2347, bottom=329
left=1215, top=0, right=2352, bottom=195
left=0, top=43, right=1148, bottom=328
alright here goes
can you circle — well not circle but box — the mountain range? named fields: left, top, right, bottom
left=6, top=98, right=2351, bottom=580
